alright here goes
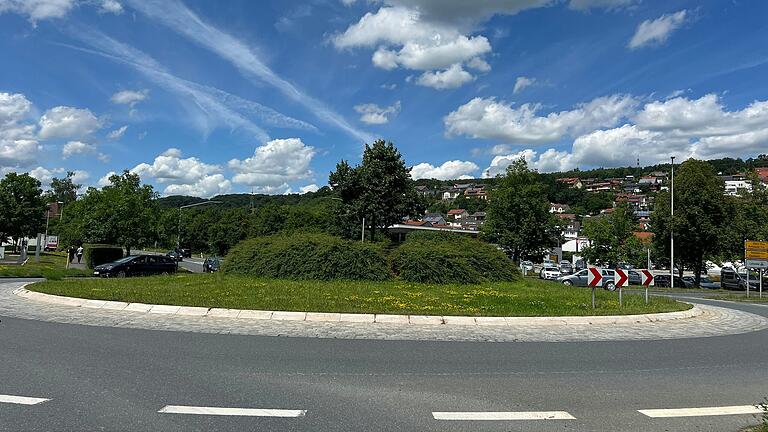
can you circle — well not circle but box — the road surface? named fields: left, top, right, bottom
left=0, top=278, right=766, bottom=431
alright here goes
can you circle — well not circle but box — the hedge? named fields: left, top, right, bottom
left=389, top=232, right=519, bottom=284
left=223, top=233, right=391, bottom=281
left=83, top=244, right=124, bottom=269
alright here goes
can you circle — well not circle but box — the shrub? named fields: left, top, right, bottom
left=390, top=232, right=519, bottom=284
left=223, top=233, right=390, bottom=281
left=83, top=244, right=123, bottom=269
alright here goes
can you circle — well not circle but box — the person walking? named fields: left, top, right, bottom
left=76, top=245, right=84, bottom=264
left=68, top=246, right=75, bottom=264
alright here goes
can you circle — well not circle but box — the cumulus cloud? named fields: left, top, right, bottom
left=228, top=138, right=315, bottom=193
left=100, top=0, right=123, bottom=14
left=131, top=148, right=231, bottom=197
left=513, top=76, right=536, bottom=94
left=0, top=92, right=40, bottom=167
left=110, top=89, right=149, bottom=107
left=38, top=106, right=101, bottom=139
left=416, top=64, right=475, bottom=89
left=97, top=171, right=117, bottom=187
left=628, top=10, right=688, bottom=50
left=354, top=101, right=401, bottom=124
left=29, top=166, right=89, bottom=187
left=445, top=94, right=638, bottom=144
left=411, top=160, right=479, bottom=180
left=0, top=0, right=76, bottom=21
left=299, top=184, right=319, bottom=193
left=62, top=140, right=96, bottom=158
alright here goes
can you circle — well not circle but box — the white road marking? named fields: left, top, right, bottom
left=432, top=411, right=576, bottom=421
left=639, top=405, right=763, bottom=418
left=158, top=405, right=306, bottom=417
left=0, top=394, right=50, bottom=405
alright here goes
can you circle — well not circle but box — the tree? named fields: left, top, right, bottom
left=329, top=140, right=422, bottom=240
left=580, top=200, right=635, bottom=265
left=482, top=157, right=558, bottom=262
left=60, top=171, right=158, bottom=255
left=0, top=172, right=47, bottom=251
left=48, top=171, right=81, bottom=205
left=652, top=159, right=726, bottom=286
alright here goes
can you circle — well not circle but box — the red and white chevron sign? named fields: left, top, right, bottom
left=640, top=269, right=654, bottom=286
left=614, top=268, right=629, bottom=287
left=587, top=267, right=602, bottom=287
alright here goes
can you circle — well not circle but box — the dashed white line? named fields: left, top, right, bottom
left=158, top=405, right=306, bottom=417
left=432, top=411, right=576, bottom=420
left=639, top=405, right=763, bottom=418
left=0, top=394, right=50, bottom=405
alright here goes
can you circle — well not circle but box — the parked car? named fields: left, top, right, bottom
left=93, top=255, right=177, bottom=278
left=682, top=275, right=720, bottom=289
left=203, top=256, right=221, bottom=273
left=520, top=260, right=534, bottom=272
left=654, top=274, right=692, bottom=288
left=180, top=248, right=192, bottom=258
left=559, top=260, right=573, bottom=275
left=627, top=270, right=642, bottom=286
left=557, top=268, right=616, bottom=290
left=720, top=268, right=760, bottom=290
left=166, top=249, right=183, bottom=262
left=540, top=266, right=561, bottom=280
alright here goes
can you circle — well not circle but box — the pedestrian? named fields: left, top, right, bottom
left=68, top=246, right=75, bottom=263
left=76, top=245, right=84, bottom=263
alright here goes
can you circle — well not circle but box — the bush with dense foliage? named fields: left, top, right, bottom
left=83, top=244, right=124, bottom=269
left=223, top=233, right=390, bottom=281
left=390, top=232, right=519, bottom=284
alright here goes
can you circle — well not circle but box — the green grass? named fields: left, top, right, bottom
left=0, top=252, right=90, bottom=279
left=29, top=274, right=690, bottom=316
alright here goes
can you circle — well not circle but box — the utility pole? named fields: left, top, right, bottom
left=361, top=217, right=365, bottom=242
left=670, top=156, right=675, bottom=289
left=178, top=200, right=222, bottom=249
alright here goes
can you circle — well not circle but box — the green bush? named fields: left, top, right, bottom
left=223, top=233, right=390, bottom=281
left=390, top=232, right=519, bottom=284
left=83, top=244, right=123, bottom=269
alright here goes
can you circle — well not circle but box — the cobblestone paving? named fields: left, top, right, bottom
left=2, top=281, right=767, bottom=342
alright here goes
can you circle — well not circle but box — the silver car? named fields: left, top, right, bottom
left=558, top=269, right=616, bottom=290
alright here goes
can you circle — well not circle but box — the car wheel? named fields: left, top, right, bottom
left=605, top=281, right=616, bottom=291
left=562, top=280, right=573, bottom=286
left=117, top=270, right=127, bottom=278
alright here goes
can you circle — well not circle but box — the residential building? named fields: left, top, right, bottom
left=754, top=167, right=768, bottom=185
left=464, top=185, right=488, bottom=200
left=423, top=213, right=446, bottom=225
left=721, top=173, right=752, bottom=196
left=447, top=209, right=469, bottom=220
left=585, top=181, right=612, bottom=193
left=556, top=177, right=583, bottom=189
left=441, top=189, right=461, bottom=200
left=549, top=203, right=571, bottom=214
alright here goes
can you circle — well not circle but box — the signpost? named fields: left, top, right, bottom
left=640, top=269, right=655, bottom=304
left=587, top=267, right=602, bottom=309
left=745, top=240, right=768, bottom=299
left=614, top=269, right=629, bottom=306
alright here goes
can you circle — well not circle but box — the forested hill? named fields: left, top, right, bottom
left=157, top=187, right=334, bottom=208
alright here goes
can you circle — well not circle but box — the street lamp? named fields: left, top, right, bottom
left=670, top=156, right=675, bottom=288
left=178, top=200, right=222, bottom=249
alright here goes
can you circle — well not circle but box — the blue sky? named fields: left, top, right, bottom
left=1, top=0, right=767, bottom=197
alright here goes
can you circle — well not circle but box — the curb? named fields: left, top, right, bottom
left=13, top=286, right=702, bottom=327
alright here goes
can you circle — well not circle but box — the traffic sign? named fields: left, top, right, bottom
left=746, top=250, right=768, bottom=259
left=745, top=259, right=768, bottom=269
left=640, top=269, right=654, bottom=286
left=587, top=267, right=603, bottom=287
left=745, top=240, right=768, bottom=251
left=614, top=268, right=629, bottom=287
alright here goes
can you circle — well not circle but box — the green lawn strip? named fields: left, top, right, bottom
left=29, top=274, right=690, bottom=317
left=0, top=252, right=90, bottom=278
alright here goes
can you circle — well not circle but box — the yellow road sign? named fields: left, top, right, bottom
left=746, top=250, right=768, bottom=259
left=745, top=240, right=768, bottom=251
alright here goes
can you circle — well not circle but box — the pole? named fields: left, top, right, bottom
left=592, top=286, right=596, bottom=310
left=746, top=265, right=750, bottom=298
left=44, top=208, right=50, bottom=253
left=760, top=269, right=763, bottom=299
left=646, top=249, right=650, bottom=304
left=177, top=207, right=182, bottom=249
left=361, top=217, right=365, bottom=242
left=670, top=156, right=675, bottom=289
left=619, top=285, right=623, bottom=307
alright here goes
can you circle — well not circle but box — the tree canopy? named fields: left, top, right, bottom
left=0, top=172, right=47, bottom=247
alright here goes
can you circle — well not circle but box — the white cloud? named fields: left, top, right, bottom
left=123, top=0, right=370, bottom=142
left=228, top=138, right=315, bottom=191
left=28, top=166, right=89, bottom=187
left=513, top=76, right=536, bottom=94
left=411, top=160, right=479, bottom=180
left=131, top=148, right=231, bottom=198
left=445, top=94, right=638, bottom=144
left=110, top=89, right=148, bottom=107
left=100, top=0, right=123, bottom=14
left=354, top=101, right=401, bottom=124
left=107, top=125, right=128, bottom=140
left=38, top=106, right=101, bottom=139
left=568, top=0, right=637, bottom=11
left=97, top=171, right=117, bottom=187
left=467, top=57, right=491, bottom=72
left=416, top=64, right=474, bottom=89
left=0, top=0, right=76, bottom=21
left=0, top=92, right=40, bottom=167
left=299, top=184, right=319, bottom=193
left=628, top=10, right=688, bottom=50
left=62, top=140, right=96, bottom=158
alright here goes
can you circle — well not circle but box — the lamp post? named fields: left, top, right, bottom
left=670, top=156, right=675, bottom=288
left=178, top=201, right=222, bottom=249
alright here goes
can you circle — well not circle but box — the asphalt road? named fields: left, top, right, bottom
left=1, top=281, right=766, bottom=431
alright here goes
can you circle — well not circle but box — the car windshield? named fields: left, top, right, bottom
left=110, top=256, right=135, bottom=264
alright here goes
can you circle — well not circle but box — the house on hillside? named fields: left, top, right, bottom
left=441, top=188, right=461, bottom=200
left=721, top=173, right=752, bottom=196
left=447, top=209, right=469, bottom=220
left=549, top=203, right=571, bottom=214
left=557, top=177, right=583, bottom=189
left=415, top=185, right=438, bottom=197
left=423, top=213, right=446, bottom=225
left=464, top=185, right=488, bottom=200
left=755, top=167, right=768, bottom=185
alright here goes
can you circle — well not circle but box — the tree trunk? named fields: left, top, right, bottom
left=125, top=245, right=131, bottom=257
left=694, top=261, right=702, bottom=287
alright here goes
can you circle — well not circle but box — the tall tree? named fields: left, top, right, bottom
left=48, top=171, right=81, bottom=204
left=329, top=140, right=422, bottom=240
left=580, top=200, right=636, bottom=266
left=0, top=172, right=47, bottom=251
left=482, top=158, right=558, bottom=262
left=652, top=159, right=726, bottom=286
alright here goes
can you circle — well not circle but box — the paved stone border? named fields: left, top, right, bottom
left=13, top=286, right=702, bottom=326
